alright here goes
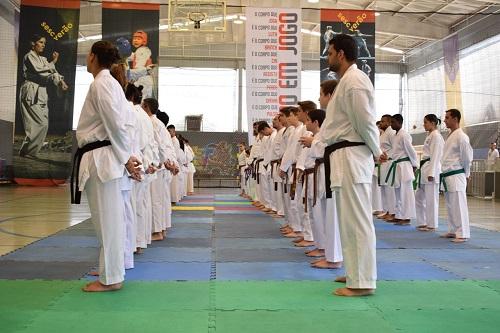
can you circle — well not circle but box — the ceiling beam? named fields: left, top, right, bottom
left=376, top=14, right=449, bottom=40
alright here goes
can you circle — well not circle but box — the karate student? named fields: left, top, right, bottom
left=385, top=114, right=418, bottom=225
left=258, top=122, right=277, bottom=213
left=300, top=80, right=343, bottom=269
left=372, top=121, right=384, bottom=216
left=270, top=115, right=286, bottom=218
left=415, top=114, right=444, bottom=231
left=238, top=142, right=248, bottom=197
left=75, top=41, right=141, bottom=292
left=249, top=122, right=264, bottom=208
left=377, top=114, right=397, bottom=221
left=440, top=109, right=473, bottom=243
left=320, top=34, right=384, bottom=296
left=167, top=125, right=184, bottom=203
left=184, top=139, right=196, bottom=195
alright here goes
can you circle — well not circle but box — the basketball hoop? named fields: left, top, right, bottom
left=188, top=11, right=207, bottom=29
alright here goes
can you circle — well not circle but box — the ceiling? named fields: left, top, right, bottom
left=6, top=0, right=500, bottom=63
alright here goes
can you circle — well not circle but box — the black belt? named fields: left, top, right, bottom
left=70, top=140, right=112, bottom=204
left=324, top=141, right=365, bottom=198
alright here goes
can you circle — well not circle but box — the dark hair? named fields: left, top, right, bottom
left=320, top=79, right=338, bottom=96
left=257, top=122, right=271, bottom=132
left=307, top=109, right=326, bottom=127
left=156, top=110, right=169, bottom=127
left=91, top=41, right=121, bottom=69
left=110, top=64, right=128, bottom=90
left=329, top=34, right=358, bottom=61
left=446, top=108, right=461, bottom=122
left=424, top=114, right=441, bottom=126
left=125, top=83, right=143, bottom=104
left=376, top=121, right=381, bottom=126
left=178, top=135, right=185, bottom=151
left=143, top=98, right=159, bottom=115
left=245, top=148, right=251, bottom=155
left=392, top=114, right=404, bottom=124
left=30, top=34, right=45, bottom=44
left=239, top=142, right=246, bottom=146
left=280, top=106, right=299, bottom=117
left=167, top=124, right=175, bottom=130
left=382, top=114, right=392, bottom=120
left=298, top=101, right=317, bottom=113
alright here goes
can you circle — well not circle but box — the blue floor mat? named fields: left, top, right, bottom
left=171, top=217, right=213, bottom=224
left=149, top=238, right=212, bottom=248
left=376, top=261, right=461, bottom=280
left=216, top=248, right=309, bottom=262
left=215, top=238, right=298, bottom=250
left=123, top=262, right=212, bottom=281
left=216, top=262, right=340, bottom=280
left=0, top=260, right=95, bottom=279
left=30, top=236, right=99, bottom=248
left=167, top=228, right=211, bottom=239
left=431, top=261, right=500, bottom=279
left=1, top=246, right=98, bottom=262
left=135, top=247, right=211, bottom=263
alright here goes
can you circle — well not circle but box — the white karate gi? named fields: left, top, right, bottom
left=238, top=151, right=247, bottom=192
left=185, top=144, right=195, bottom=193
left=261, top=130, right=277, bottom=210
left=320, top=64, right=381, bottom=289
left=379, top=127, right=396, bottom=214
left=415, top=130, right=444, bottom=228
left=441, top=128, right=473, bottom=238
left=270, top=127, right=286, bottom=215
left=170, top=136, right=184, bottom=203
left=388, top=128, right=417, bottom=220
left=249, top=136, right=263, bottom=202
left=280, top=126, right=295, bottom=226
left=76, top=69, right=131, bottom=285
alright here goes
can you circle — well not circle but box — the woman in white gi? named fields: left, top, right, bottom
left=440, top=109, right=473, bottom=243
left=415, top=114, right=444, bottom=231
left=185, top=139, right=196, bottom=195
left=77, top=41, right=141, bottom=292
left=19, top=34, right=68, bottom=157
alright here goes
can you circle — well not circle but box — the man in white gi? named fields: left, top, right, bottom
left=385, top=114, right=417, bottom=226
left=270, top=115, right=286, bottom=218
left=75, top=41, right=141, bottom=292
left=415, top=114, right=444, bottom=231
left=320, top=34, right=384, bottom=296
left=487, top=142, right=498, bottom=172
left=440, top=109, right=473, bottom=243
left=258, top=122, right=277, bottom=213
left=372, top=121, right=384, bottom=216
left=238, top=142, right=248, bottom=197
left=377, top=114, right=397, bottom=221
left=184, top=139, right=196, bottom=195
left=167, top=125, right=185, bottom=203
left=249, top=123, right=264, bottom=208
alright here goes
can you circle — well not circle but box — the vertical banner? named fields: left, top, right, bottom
left=102, top=1, right=160, bottom=100
left=443, top=35, right=464, bottom=124
left=246, top=7, right=301, bottom=143
left=14, top=0, right=80, bottom=185
left=320, top=9, right=375, bottom=85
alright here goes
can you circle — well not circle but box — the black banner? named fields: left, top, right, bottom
left=102, top=1, right=159, bottom=100
left=320, top=9, right=375, bottom=85
left=14, top=0, right=80, bottom=184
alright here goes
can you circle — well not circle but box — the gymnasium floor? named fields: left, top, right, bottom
left=1, top=186, right=500, bottom=332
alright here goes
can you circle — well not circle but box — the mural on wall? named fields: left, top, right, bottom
left=179, top=131, right=248, bottom=178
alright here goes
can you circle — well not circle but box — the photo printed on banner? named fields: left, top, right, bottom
left=320, top=9, right=375, bottom=85
left=102, top=2, right=160, bottom=100
left=13, top=0, right=80, bottom=182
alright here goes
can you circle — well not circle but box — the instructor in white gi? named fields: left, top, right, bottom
left=321, top=34, right=384, bottom=296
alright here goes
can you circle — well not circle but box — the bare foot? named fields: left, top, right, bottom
left=372, top=210, right=384, bottom=216
left=422, top=227, right=436, bottom=232
left=310, top=258, right=325, bottom=264
left=440, top=233, right=456, bottom=238
left=451, top=238, right=468, bottom=243
left=312, top=259, right=342, bottom=269
left=88, top=270, right=99, bottom=276
left=376, top=212, right=389, bottom=219
left=333, top=287, right=375, bottom=297
left=334, top=276, right=346, bottom=283
left=271, top=214, right=284, bottom=218
left=283, top=232, right=301, bottom=238
left=416, top=225, right=428, bottom=230
left=295, top=240, right=315, bottom=247
left=306, top=249, right=325, bottom=257
left=395, top=219, right=411, bottom=226
left=135, top=247, right=144, bottom=254
left=82, top=280, right=123, bottom=292
left=292, top=236, right=304, bottom=243
left=151, top=232, right=164, bottom=241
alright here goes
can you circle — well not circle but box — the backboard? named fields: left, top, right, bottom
left=168, top=0, right=226, bottom=32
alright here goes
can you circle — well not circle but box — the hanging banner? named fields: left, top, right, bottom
left=14, top=0, right=80, bottom=185
left=102, top=1, right=160, bottom=100
left=320, top=9, right=375, bottom=85
left=246, top=7, right=301, bottom=144
left=443, top=35, right=464, bottom=124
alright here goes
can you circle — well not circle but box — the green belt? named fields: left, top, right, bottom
left=413, top=158, right=431, bottom=190
left=385, top=157, right=411, bottom=186
left=439, top=168, right=465, bottom=192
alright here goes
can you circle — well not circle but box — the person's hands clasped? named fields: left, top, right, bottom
left=126, top=156, right=142, bottom=181
left=299, top=136, right=314, bottom=148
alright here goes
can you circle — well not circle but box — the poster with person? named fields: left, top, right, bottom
left=320, top=9, right=375, bottom=85
left=14, top=0, right=80, bottom=185
left=102, top=1, right=160, bottom=100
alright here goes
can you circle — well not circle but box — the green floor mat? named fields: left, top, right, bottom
left=215, top=310, right=397, bottom=333
left=0, top=310, right=42, bottom=333
left=215, top=281, right=371, bottom=311
left=477, top=280, right=500, bottom=294
left=383, top=309, right=500, bottom=333
left=0, top=280, right=78, bottom=310
left=19, top=310, right=209, bottom=333
left=369, top=280, right=500, bottom=311
left=50, top=281, right=210, bottom=312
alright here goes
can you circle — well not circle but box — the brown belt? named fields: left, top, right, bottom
left=271, top=159, right=281, bottom=191
left=303, top=167, right=315, bottom=213
left=290, top=163, right=297, bottom=200
left=324, top=141, right=365, bottom=199
left=256, top=158, right=264, bottom=184
left=238, top=165, right=246, bottom=170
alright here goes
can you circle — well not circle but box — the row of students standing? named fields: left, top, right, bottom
left=74, top=41, right=195, bottom=292
left=373, top=110, right=473, bottom=242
